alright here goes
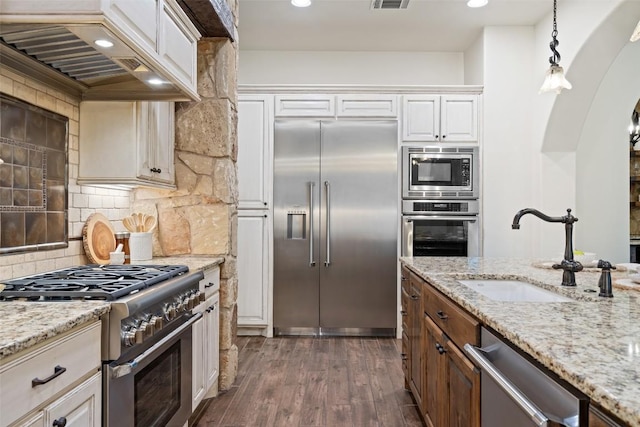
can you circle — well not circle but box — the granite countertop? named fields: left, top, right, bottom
left=0, top=301, right=110, bottom=360
left=0, top=256, right=223, bottom=361
left=400, top=256, right=640, bottom=426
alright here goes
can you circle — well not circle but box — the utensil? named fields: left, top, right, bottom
left=143, top=215, right=157, bottom=232
left=123, top=217, right=137, bottom=233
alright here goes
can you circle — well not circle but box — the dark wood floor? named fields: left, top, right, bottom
left=196, top=336, right=423, bottom=427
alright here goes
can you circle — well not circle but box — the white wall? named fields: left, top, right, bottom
left=239, top=51, right=464, bottom=85
left=575, top=41, right=640, bottom=262
left=464, top=33, right=484, bottom=86
left=480, top=27, right=540, bottom=258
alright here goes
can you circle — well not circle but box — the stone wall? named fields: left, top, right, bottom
left=132, top=36, right=239, bottom=391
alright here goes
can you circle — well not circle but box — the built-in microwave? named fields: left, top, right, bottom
left=402, top=146, right=479, bottom=199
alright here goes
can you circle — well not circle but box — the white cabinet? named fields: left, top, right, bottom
left=275, top=94, right=335, bottom=117
left=238, top=95, right=272, bottom=209
left=1, top=322, right=101, bottom=427
left=403, top=95, right=478, bottom=142
left=43, top=373, right=101, bottom=427
left=203, top=292, right=219, bottom=398
left=193, top=266, right=220, bottom=410
left=237, top=211, right=270, bottom=333
left=336, top=94, right=398, bottom=117
left=78, top=101, right=175, bottom=188
left=191, top=316, right=205, bottom=411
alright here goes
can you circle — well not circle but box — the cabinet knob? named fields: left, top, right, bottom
left=435, top=343, right=446, bottom=354
left=435, top=135, right=439, bottom=139
left=53, top=417, right=67, bottom=427
left=442, top=135, right=447, bottom=139
left=150, top=167, right=162, bottom=173
left=436, top=310, right=449, bottom=320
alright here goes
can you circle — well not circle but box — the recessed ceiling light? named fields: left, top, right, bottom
left=148, top=78, right=165, bottom=85
left=467, top=0, right=488, bottom=7
left=291, top=0, right=311, bottom=7
left=94, top=39, right=114, bottom=48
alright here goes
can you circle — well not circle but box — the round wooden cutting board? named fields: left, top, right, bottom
left=82, top=213, right=116, bottom=264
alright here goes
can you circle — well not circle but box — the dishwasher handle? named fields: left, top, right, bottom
left=464, top=343, right=568, bottom=427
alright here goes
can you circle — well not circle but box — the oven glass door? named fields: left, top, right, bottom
left=105, top=315, right=198, bottom=427
left=410, top=155, right=471, bottom=188
left=403, top=216, right=479, bottom=257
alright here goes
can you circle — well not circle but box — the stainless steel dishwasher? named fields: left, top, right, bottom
left=464, top=327, right=589, bottom=427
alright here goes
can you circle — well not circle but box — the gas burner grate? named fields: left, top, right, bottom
left=0, top=264, right=189, bottom=301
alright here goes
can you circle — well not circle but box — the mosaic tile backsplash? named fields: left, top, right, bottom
left=0, top=94, right=68, bottom=253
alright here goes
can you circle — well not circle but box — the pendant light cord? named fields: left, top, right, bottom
left=549, top=0, right=561, bottom=66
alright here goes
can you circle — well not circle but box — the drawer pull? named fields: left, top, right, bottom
left=32, top=365, right=66, bottom=387
left=410, top=294, right=419, bottom=300
left=205, top=282, right=215, bottom=288
left=53, top=417, right=67, bottom=427
left=435, top=343, right=446, bottom=354
left=400, top=353, right=408, bottom=361
left=400, top=310, right=408, bottom=316
left=436, top=310, right=449, bottom=320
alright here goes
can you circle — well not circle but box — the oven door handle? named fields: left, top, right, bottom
left=404, top=215, right=478, bottom=222
left=109, top=312, right=202, bottom=379
left=464, top=343, right=568, bottom=427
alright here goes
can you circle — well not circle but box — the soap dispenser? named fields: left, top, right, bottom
left=596, top=260, right=615, bottom=298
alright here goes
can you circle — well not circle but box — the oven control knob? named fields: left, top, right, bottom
left=198, top=291, right=206, bottom=303
left=122, top=329, right=137, bottom=347
left=188, top=294, right=199, bottom=309
left=149, top=315, right=163, bottom=332
left=135, top=321, right=149, bottom=343
left=163, top=304, right=177, bottom=321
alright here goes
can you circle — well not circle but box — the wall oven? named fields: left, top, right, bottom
left=401, top=200, right=480, bottom=257
left=402, top=146, right=478, bottom=199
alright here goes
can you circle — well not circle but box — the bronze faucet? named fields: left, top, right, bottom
left=512, top=208, right=582, bottom=286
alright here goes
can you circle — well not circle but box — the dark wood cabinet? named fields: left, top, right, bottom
left=589, top=406, right=624, bottom=427
left=401, top=264, right=480, bottom=427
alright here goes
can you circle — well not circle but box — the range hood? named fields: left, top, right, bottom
left=0, top=0, right=215, bottom=101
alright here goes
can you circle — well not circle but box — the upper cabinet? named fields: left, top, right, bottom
left=403, top=95, right=478, bottom=143
left=78, top=101, right=175, bottom=189
left=274, top=94, right=398, bottom=118
left=238, top=95, right=272, bottom=209
left=0, top=0, right=200, bottom=101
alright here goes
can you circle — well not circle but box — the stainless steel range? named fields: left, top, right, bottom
left=1, top=264, right=204, bottom=427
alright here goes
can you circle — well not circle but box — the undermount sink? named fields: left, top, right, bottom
left=457, top=280, right=574, bottom=302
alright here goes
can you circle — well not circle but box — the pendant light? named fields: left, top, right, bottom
left=539, top=0, right=572, bottom=94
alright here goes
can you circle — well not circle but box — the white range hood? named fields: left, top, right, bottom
left=0, top=0, right=203, bottom=101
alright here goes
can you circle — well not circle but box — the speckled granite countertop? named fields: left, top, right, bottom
left=136, top=255, right=224, bottom=272
left=400, top=257, right=640, bottom=426
left=0, top=256, right=223, bottom=361
left=0, top=301, right=110, bottom=360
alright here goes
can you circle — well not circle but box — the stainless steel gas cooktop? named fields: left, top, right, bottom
left=0, top=264, right=189, bottom=301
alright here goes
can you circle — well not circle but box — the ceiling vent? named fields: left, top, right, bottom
left=371, top=0, right=409, bottom=9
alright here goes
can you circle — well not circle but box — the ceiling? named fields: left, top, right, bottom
left=237, top=0, right=554, bottom=52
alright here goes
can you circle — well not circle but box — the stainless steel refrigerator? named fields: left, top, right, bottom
left=273, top=120, right=398, bottom=337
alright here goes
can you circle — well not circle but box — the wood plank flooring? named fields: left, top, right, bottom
left=196, top=337, right=423, bottom=427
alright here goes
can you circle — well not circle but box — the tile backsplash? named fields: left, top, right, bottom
left=0, top=68, right=132, bottom=279
left=0, top=93, right=68, bottom=253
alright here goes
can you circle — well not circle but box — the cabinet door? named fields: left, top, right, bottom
left=192, top=316, right=205, bottom=411
left=440, top=95, right=478, bottom=142
left=43, top=372, right=101, bottom=427
left=445, top=340, right=480, bottom=427
left=160, top=1, right=197, bottom=89
left=238, top=96, right=271, bottom=209
left=12, top=412, right=43, bottom=427
left=409, top=278, right=422, bottom=408
left=237, top=212, right=270, bottom=327
left=275, top=94, right=335, bottom=117
left=402, top=95, right=440, bottom=141
left=204, top=292, right=220, bottom=397
left=336, top=94, right=398, bottom=117
left=423, top=315, right=447, bottom=427
left=137, top=101, right=175, bottom=184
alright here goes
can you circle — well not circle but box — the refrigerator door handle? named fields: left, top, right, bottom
left=324, top=180, right=331, bottom=267
left=309, top=182, right=316, bottom=267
